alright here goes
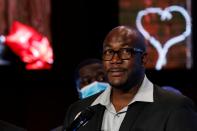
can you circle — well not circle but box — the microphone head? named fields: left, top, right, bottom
left=66, top=104, right=99, bottom=131
left=75, top=106, right=95, bottom=128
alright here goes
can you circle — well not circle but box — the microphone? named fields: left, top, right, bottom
left=65, top=104, right=99, bottom=131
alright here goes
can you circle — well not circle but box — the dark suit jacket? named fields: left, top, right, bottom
left=0, top=120, right=26, bottom=131
left=63, top=85, right=197, bottom=131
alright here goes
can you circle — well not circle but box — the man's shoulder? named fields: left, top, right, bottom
left=63, top=92, right=105, bottom=130
left=0, top=120, right=26, bottom=131
left=154, top=85, right=195, bottom=109
left=64, top=92, right=102, bottom=128
left=67, top=92, right=102, bottom=115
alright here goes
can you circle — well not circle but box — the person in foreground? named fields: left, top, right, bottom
left=63, top=26, right=197, bottom=131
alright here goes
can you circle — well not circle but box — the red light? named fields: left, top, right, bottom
left=5, top=21, right=53, bottom=70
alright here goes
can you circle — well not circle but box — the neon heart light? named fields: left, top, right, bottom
left=136, top=5, right=191, bottom=70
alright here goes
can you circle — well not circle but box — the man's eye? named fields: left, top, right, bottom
left=105, top=50, right=113, bottom=55
left=122, top=48, right=129, bottom=53
left=97, top=74, right=105, bottom=82
left=121, top=48, right=132, bottom=54
left=81, top=78, right=91, bottom=84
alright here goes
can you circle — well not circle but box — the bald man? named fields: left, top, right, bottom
left=63, top=26, right=197, bottom=131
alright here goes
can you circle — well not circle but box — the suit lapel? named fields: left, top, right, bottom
left=119, top=102, right=149, bottom=131
left=94, top=104, right=106, bottom=130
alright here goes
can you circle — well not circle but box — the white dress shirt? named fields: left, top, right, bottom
left=91, top=75, right=154, bottom=131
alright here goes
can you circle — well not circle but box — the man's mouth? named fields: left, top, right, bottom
left=108, top=68, right=125, bottom=77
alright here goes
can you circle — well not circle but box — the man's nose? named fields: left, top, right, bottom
left=110, top=53, right=122, bottom=64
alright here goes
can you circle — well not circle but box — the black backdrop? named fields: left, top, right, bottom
left=0, top=0, right=196, bottom=130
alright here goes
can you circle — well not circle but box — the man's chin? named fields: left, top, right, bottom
left=109, top=80, right=125, bottom=89
left=109, top=79, right=134, bottom=91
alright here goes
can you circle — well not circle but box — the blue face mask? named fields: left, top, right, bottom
left=79, top=81, right=109, bottom=99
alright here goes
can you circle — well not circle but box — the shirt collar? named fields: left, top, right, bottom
left=130, top=75, right=154, bottom=104
left=91, top=83, right=111, bottom=106
left=91, top=75, right=154, bottom=106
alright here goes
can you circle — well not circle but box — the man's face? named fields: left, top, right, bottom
left=102, top=27, right=145, bottom=90
left=78, top=63, right=106, bottom=89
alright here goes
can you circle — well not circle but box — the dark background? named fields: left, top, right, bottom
left=0, top=0, right=196, bottom=130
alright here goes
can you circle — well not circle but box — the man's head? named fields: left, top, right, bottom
left=75, top=59, right=106, bottom=90
left=102, top=26, right=147, bottom=91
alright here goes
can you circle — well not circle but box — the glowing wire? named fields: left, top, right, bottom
left=136, top=5, right=191, bottom=70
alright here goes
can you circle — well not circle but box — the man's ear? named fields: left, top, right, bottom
left=141, top=52, right=148, bottom=66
